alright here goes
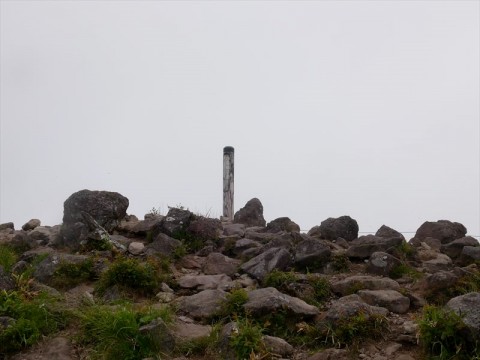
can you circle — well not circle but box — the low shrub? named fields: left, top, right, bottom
left=219, top=288, right=249, bottom=320
left=426, top=268, right=480, bottom=305
left=95, top=257, right=160, bottom=297
left=320, top=312, right=388, bottom=348
left=0, top=290, right=67, bottom=354
left=0, top=244, right=17, bottom=273
left=418, top=305, right=479, bottom=360
left=52, top=258, right=96, bottom=289
left=77, top=303, right=173, bottom=360
left=263, top=269, right=298, bottom=291
left=230, top=318, right=265, bottom=360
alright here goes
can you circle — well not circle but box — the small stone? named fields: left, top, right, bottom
left=128, top=241, right=145, bottom=255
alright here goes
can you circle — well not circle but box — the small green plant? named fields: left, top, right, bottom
left=305, top=275, right=331, bottom=306
left=330, top=253, right=350, bottom=272
left=219, top=288, right=249, bottom=320
left=82, top=234, right=113, bottom=252
left=425, top=268, right=480, bottom=305
left=0, top=290, right=67, bottom=354
left=321, top=312, right=388, bottom=348
left=230, top=318, right=265, bottom=360
left=95, top=257, right=160, bottom=297
left=77, top=303, right=174, bottom=360
left=395, top=241, right=416, bottom=260
left=173, top=242, right=187, bottom=259
left=418, top=305, right=479, bottom=359
left=52, top=258, right=96, bottom=289
left=0, top=244, right=17, bottom=273
left=263, top=269, right=298, bottom=291
left=389, top=263, right=422, bottom=280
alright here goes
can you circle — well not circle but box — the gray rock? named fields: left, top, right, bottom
left=413, top=220, right=467, bottom=244
left=294, top=238, right=331, bottom=269
left=262, top=335, right=294, bottom=357
left=139, top=317, right=175, bottom=353
left=420, top=270, right=460, bottom=294
left=28, top=226, right=60, bottom=245
left=10, top=231, right=37, bottom=252
left=222, top=223, right=246, bottom=237
left=117, top=215, right=163, bottom=236
left=0, top=222, right=14, bottom=231
left=156, top=207, right=194, bottom=238
left=233, top=238, right=262, bottom=256
left=172, top=317, right=212, bottom=341
left=441, top=236, right=479, bottom=259
left=322, top=300, right=388, bottom=327
left=375, top=225, right=405, bottom=240
left=244, top=287, right=319, bottom=319
left=62, top=189, right=129, bottom=232
left=203, top=252, right=240, bottom=276
left=22, top=219, right=41, bottom=231
left=233, top=198, right=266, bottom=227
left=128, top=241, right=145, bottom=255
left=366, top=252, right=402, bottom=276
left=357, top=289, right=410, bottom=314
left=457, top=246, right=480, bottom=266
left=240, top=247, right=292, bottom=281
left=177, top=289, right=227, bottom=320
left=423, top=253, right=453, bottom=273
left=143, top=233, right=182, bottom=257
left=33, top=253, right=90, bottom=284
left=9, top=336, right=76, bottom=360
left=319, top=216, right=359, bottom=241
left=307, top=348, right=350, bottom=360
left=178, top=274, right=234, bottom=291
left=346, top=235, right=404, bottom=259
left=331, top=275, right=400, bottom=296
left=446, top=292, right=480, bottom=338
left=265, top=217, right=300, bottom=233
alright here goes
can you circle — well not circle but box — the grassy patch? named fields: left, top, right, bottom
left=0, top=244, right=17, bottom=273
left=418, top=305, right=479, bottom=360
left=425, top=268, right=480, bottom=305
left=230, top=318, right=265, bottom=360
left=330, top=253, right=351, bottom=272
left=52, top=258, right=96, bottom=289
left=77, top=303, right=174, bottom=360
left=389, top=263, right=422, bottom=280
left=95, top=257, right=161, bottom=297
left=320, top=312, right=388, bottom=348
left=0, top=290, right=67, bottom=355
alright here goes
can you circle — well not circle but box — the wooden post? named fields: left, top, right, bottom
left=223, top=146, right=234, bottom=221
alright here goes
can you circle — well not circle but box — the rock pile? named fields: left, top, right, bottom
left=0, top=189, right=479, bottom=360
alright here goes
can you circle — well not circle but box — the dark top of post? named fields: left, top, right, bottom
left=223, top=146, right=234, bottom=154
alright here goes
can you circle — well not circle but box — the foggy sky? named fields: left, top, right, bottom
left=1, top=1, right=479, bottom=238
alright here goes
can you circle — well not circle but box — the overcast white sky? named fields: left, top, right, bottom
left=1, top=0, right=479, bottom=238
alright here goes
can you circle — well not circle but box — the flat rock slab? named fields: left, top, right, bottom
left=240, top=247, right=292, bottom=281
left=10, top=337, right=75, bottom=360
left=244, top=287, right=319, bottom=318
left=202, top=252, right=240, bottom=276
left=172, top=317, right=212, bottom=341
left=446, top=292, right=480, bottom=336
left=177, top=274, right=234, bottom=291
left=331, top=275, right=400, bottom=296
left=358, top=289, right=410, bottom=314
left=177, top=289, right=227, bottom=320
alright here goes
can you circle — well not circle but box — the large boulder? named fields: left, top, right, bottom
left=375, top=225, right=405, bottom=241
left=22, top=219, right=41, bottom=231
left=244, top=287, right=319, bottom=319
left=143, top=233, right=182, bottom=257
left=177, top=289, right=227, bottom=320
left=265, top=217, right=300, bottom=233
left=346, top=235, right=404, bottom=259
left=233, top=198, right=266, bottom=227
left=441, top=237, right=479, bottom=259
left=413, top=220, right=467, bottom=244
left=240, top=247, right=293, bottom=281
left=457, top=246, right=480, bottom=266
left=63, top=190, right=129, bottom=232
left=357, top=289, right=410, bottom=314
left=445, top=292, right=480, bottom=338
left=156, top=207, right=195, bottom=238
left=202, top=252, right=240, bottom=276
left=294, top=238, right=331, bottom=269
left=319, top=216, right=359, bottom=241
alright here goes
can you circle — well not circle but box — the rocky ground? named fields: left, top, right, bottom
left=1, top=190, right=479, bottom=360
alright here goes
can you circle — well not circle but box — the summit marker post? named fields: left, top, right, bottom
left=223, top=146, right=234, bottom=221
